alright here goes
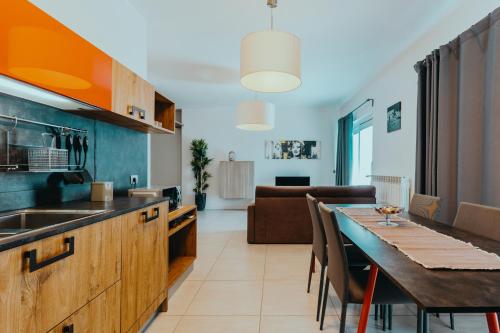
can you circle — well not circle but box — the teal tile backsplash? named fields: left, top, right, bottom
left=0, top=93, right=147, bottom=211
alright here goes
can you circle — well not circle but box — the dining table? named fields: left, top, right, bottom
left=327, top=204, right=500, bottom=333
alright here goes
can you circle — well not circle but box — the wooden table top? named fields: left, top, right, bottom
left=327, top=204, right=500, bottom=313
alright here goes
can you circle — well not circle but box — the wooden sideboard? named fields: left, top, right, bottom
left=219, top=161, right=255, bottom=199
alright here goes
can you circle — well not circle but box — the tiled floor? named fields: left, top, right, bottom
left=146, top=210, right=490, bottom=333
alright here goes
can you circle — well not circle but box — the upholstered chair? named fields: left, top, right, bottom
left=318, top=202, right=412, bottom=332
left=409, top=193, right=441, bottom=220
left=305, top=194, right=368, bottom=322
left=453, top=202, right=500, bottom=241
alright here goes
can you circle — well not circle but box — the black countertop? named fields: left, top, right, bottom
left=0, top=196, right=168, bottom=252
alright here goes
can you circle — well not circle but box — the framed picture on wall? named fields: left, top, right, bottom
left=387, top=102, right=402, bottom=133
left=265, top=140, right=321, bottom=160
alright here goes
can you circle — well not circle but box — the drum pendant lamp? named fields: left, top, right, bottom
left=236, top=100, right=275, bottom=131
left=240, top=0, right=301, bottom=93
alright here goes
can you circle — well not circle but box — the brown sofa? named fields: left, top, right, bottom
left=247, top=185, right=376, bottom=244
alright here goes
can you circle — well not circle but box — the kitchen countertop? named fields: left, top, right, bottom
left=0, top=196, right=168, bottom=252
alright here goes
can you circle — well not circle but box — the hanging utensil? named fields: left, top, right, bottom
left=41, top=132, right=55, bottom=148
left=55, top=131, right=62, bottom=149
left=66, top=134, right=73, bottom=169
left=74, top=135, right=83, bottom=169
left=82, top=136, right=89, bottom=169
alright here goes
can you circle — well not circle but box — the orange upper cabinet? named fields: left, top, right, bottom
left=0, top=0, right=112, bottom=110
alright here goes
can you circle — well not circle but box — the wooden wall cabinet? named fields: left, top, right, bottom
left=121, top=202, right=169, bottom=332
left=1, top=1, right=176, bottom=134
left=112, top=61, right=155, bottom=126
left=0, top=216, right=121, bottom=333
left=219, top=161, right=255, bottom=199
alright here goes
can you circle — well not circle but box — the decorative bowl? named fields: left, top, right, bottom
left=375, top=206, right=403, bottom=226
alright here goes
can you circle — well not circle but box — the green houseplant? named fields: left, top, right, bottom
left=190, top=139, right=213, bottom=211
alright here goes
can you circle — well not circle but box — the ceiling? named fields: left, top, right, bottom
left=129, top=0, right=459, bottom=109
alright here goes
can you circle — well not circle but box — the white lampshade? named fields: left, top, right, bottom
left=240, top=30, right=301, bottom=93
left=236, top=101, right=275, bottom=131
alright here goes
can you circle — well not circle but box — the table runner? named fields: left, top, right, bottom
left=336, top=207, right=500, bottom=270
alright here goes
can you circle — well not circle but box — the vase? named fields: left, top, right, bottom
left=195, top=193, right=207, bottom=211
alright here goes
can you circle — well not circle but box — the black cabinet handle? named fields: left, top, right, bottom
left=141, top=207, right=160, bottom=223
left=24, top=237, right=75, bottom=273
left=63, top=324, right=74, bottom=333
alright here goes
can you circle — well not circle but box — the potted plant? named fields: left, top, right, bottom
left=190, top=139, right=213, bottom=211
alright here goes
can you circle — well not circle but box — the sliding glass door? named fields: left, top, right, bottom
left=352, top=114, right=373, bottom=185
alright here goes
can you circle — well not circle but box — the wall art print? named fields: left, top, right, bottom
left=265, top=140, right=321, bottom=160
left=387, top=101, right=402, bottom=133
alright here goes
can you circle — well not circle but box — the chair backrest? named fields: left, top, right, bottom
left=318, top=202, right=349, bottom=302
left=453, top=202, right=500, bottom=241
left=409, top=193, right=441, bottom=220
left=306, top=194, right=327, bottom=265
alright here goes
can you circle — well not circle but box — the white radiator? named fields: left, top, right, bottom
left=369, top=175, right=411, bottom=210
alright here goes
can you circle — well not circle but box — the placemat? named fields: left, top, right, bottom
left=336, top=207, right=500, bottom=270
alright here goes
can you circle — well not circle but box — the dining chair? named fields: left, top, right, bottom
left=409, top=193, right=441, bottom=220
left=453, top=202, right=500, bottom=241
left=408, top=193, right=453, bottom=328
left=318, top=202, right=412, bottom=332
left=451, top=202, right=500, bottom=330
left=306, top=194, right=369, bottom=322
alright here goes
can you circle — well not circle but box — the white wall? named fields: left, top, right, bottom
left=337, top=0, right=500, bottom=191
left=181, top=106, right=336, bottom=209
left=30, top=0, right=148, bottom=78
left=151, top=110, right=182, bottom=186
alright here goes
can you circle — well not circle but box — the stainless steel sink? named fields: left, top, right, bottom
left=0, top=209, right=110, bottom=238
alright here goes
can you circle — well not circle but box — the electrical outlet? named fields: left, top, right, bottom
left=130, top=175, right=138, bottom=186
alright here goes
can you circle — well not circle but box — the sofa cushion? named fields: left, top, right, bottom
left=255, top=186, right=313, bottom=198
left=313, top=185, right=375, bottom=198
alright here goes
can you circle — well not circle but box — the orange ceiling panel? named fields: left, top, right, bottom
left=0, top=0, right=112, bottom=110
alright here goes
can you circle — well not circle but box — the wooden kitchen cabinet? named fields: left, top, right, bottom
left=0, top=216, right=121, bottom=333
left=1, top=1, right=177, bottom=134
left=112, top=60, right=155, bottom=126
left=121, top=202, right=168, bottom=332
left=48, top=282, right=121, bottom=333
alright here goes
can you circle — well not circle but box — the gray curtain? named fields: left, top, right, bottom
left=415, top=50, right=440, bottom=196
left=415, top=8, right=500, bottom=223
left=335, top=113, right=353, bottom=186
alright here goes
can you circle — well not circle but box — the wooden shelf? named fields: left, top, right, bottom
left=151, top=125, right=174, bottom=134
left=168, top=256, right=196, bottom=288
left=67, top=109, right=173, bottom=134
left=168, top=205, right=197, bottom=221
left=167, top=204, right=197, bottom=288
left=155, top=91, right=175, bottom=133
left=168, top=216, right=196, bottom=237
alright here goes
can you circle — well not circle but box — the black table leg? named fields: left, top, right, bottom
left=417, top=309, right=422, bottom=333
left=388, top=305, right=393, bottom=330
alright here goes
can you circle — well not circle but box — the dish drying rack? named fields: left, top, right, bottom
left=0, top=114, right=88, bottom=172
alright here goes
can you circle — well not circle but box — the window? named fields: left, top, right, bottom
left=351, top=113, right=373, bottom=185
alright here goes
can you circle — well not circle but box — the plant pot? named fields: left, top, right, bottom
left=195, top=193, right=207, bottom=211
